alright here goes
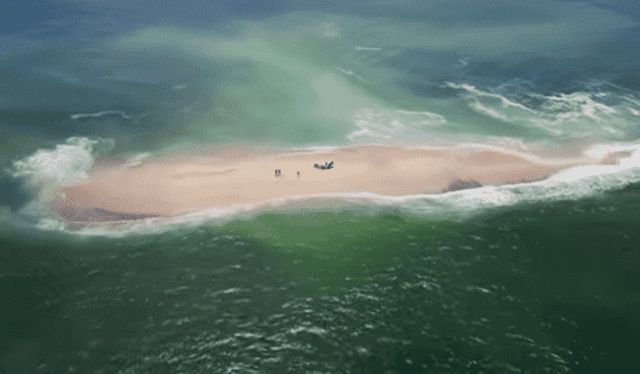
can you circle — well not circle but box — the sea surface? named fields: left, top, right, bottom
left=1, top=1, right=640, bottom=373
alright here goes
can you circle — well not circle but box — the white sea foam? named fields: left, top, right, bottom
left=347, top=108, right=446, bottom=141
left=355, top=46, right=382, bottom=51
left=15, top=135, right=640, bottom=238
left=8, top=137, right=113, bottom=187
left=455, top=59, right=469, bottom=68
left=7, top=137, right=115, bottom=220
left=70, top=110, right=133, bottom=121
left=401, top=142, right=640, bottom=216
left=446, top=81, right=640, bottom=140
left=39, top=141, right=640, bottom=238
left=124, top=153, right=151, bottom=168
left=446, top=82, right=535, bottom=114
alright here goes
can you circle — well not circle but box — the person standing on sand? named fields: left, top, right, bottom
left=297, top=171, right=300, bottom=179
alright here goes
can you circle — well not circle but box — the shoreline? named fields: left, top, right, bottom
left=51, top=144, right=625, bottom=222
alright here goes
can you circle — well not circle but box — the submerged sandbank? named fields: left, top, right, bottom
left=51, top=145, right=621, bottom=222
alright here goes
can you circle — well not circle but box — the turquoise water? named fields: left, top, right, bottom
left=1, top=1, right=640, bottom=373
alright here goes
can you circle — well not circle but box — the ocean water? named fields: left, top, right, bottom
left=1, top=1, right=639, bottom=373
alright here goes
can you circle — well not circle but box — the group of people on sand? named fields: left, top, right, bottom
left=275, top=161, right=334, bottom=179
left=275, top=170, right=301, bottom=178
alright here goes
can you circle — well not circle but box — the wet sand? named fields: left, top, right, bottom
left=51, top=145, right=616, bottom=222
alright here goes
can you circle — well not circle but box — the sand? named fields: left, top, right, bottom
left=51, top=145, right=618, bottom=222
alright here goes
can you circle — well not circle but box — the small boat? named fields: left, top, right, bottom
left=314, top=161, right=334, bottom=170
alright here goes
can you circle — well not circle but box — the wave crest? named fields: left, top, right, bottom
left=8, top=137, right=114, bottom=187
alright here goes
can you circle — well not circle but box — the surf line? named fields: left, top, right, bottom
left=50, top=144, right=629, bottom=222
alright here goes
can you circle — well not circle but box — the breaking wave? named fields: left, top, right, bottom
left=10, top=137, right=639, bottom=238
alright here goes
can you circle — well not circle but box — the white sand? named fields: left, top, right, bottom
left=51, top=145, right=620, bottom=221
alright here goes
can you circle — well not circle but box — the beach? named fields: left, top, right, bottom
left=51, top=145, right=614, bottom=222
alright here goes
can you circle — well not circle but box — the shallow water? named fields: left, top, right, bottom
left=2, top=1, right=640, bottom=373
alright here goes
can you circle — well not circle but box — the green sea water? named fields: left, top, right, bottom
left=2, top=186, right=639, bottom=373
